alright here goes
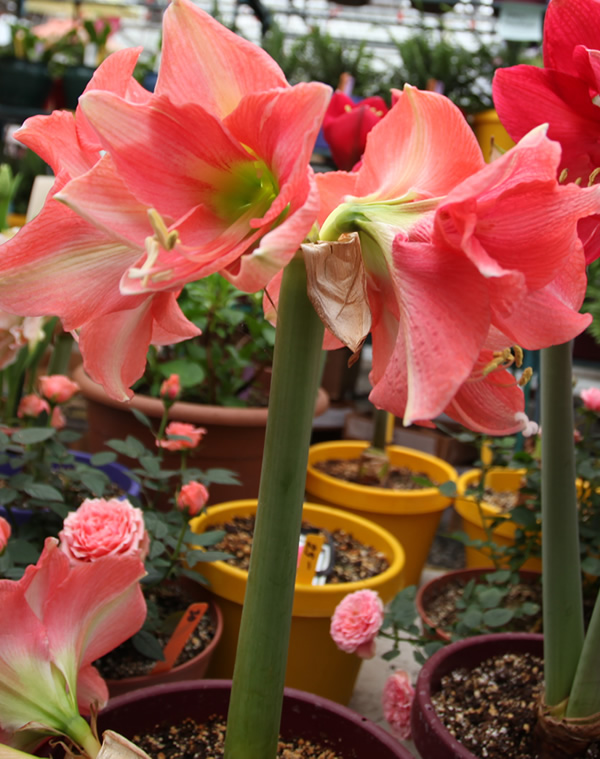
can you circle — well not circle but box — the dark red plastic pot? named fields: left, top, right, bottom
left=416, top=567, right=542, bottom=641
left=98, top=679, right=415, bottom=758
left=411, top=633, right=544, bottom=758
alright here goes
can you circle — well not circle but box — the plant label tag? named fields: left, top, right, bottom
left=296, top=533, right=326, bottom=585
left=150, top=602, right=208, bottom=675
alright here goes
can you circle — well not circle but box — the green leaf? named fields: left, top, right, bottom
left=132, top=630, right=165, bottom=661
left=55, top=430, right=81, bottom=444
left=159, top=360, right=205, bottom=388
left=107, top=436, right=147, bottom=458
left=24, top=483, right=64, bottom=501
left=78, top=471, right=108, bottom=495
left=187, top=549, right=234, bottom=564
left=90, top=451, right=117, bottom=467
left=47, top=501, right=69, bottom=518
left=461, top=609, right=483, bottom=629
left=485, top=569, right=511, bottom=584
left=203, top=468, right=242, bottom=485
left=185, top=530, right=226, bottom=547
left=520, top=602, right=540, bottom=617
left=179, top=567, right=209, bottom=585
left=10, top=538, right=42, bottom=564
left=381, top=649, right=400, bottom=661
left=12, top=428, right=56, bottom=445
left=438, top=480, right=457, bottom=498
left=131, top=408, right=154, bottom=430
left=477, top=587, right=504, bottom=609
left=482, top=607, right=514, bottom=627
left=0, top=488, right=17, bottom=505
left=581, top=556, right=600, bottom=576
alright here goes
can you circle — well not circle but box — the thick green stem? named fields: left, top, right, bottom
left=371, top=407, right=389, bottom=450
left=47, top=331, right=74, bottom=376
left=223, top=255, right=324, bottom=759
left=568, top=587, right=600, bottom=716
left=541, top=343, right=584, bottom=711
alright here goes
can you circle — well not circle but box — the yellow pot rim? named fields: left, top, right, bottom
left=189, top=499, right=405, bottom=616
left=454, top=468, right=528, bottom=537
left=306, top=440, right=457, bottom=514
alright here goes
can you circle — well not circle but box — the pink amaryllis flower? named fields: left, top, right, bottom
left=0, top=538, right=145, bottom=751
left=308, top=86, right=600, bottom=434
left=493, top=0, right=600, bottom=262
left=0, top=48, right=201, bottom=401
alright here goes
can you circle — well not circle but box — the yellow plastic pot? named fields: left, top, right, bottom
left=189, top=500, right=405, bottom=705
left=454, top=468, right=541, bottom=571
left=305, top=441, right=457, bottom=586
left=472, top=109, right=515, bottom=163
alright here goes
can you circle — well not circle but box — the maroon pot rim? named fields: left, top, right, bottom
left=416, top=567, right=542, bottom=642
left=105, top=600, right=223, bottom=689
left=411, top=632, right=544, bottom=758
left=100, top=678, right=414, bottom=758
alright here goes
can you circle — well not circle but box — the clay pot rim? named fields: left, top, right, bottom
left=104, top=599, right=223, bottom=689
left=411, top=632, right=544, bottom=759
left=73, top=364, right=329, bottom=427
left=416, top=567, right=542, bottom=642
left=101, top=678, right=415, bottom=758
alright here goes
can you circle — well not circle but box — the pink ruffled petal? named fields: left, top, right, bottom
left=157, top=0, right=287, bottom=118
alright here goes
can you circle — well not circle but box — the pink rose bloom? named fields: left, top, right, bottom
left=177, top=480, right=209, bottom=516
left=330, top=589, right=384, bottom=659
left=39, top=374, right=80, bottom=403
left=59, top=498, right=149, bottom=564
left=160, top=373, right=181, bottom=400
left=382, top=670, right=414, bottom=740
left=0, top=517, right=11, bottom=552
left=17, top=394, right=50, bottom=418
left=50, top=406, right=66, bottom=430
left=581, top=387, right=600, bottom=413
left=158, top=421, right=207, bottom=451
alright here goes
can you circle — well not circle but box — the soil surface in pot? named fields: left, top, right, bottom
left=432, top=652, right=600, bottom=759
left=425, top=577, right=543, bottom=634
left=207, top=515, right=389, bottom=582
left=134, top=716, right=343, bottom=758
left=94, top=584, right=216, bottom=679
left=313, top=457, right=438, bottom=489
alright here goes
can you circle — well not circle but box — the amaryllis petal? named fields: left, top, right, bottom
left=367, top=237, right=490, bottom=424
left=355, top=86, right=484, bottom=200
left=78, top=292, right=198, bottom=400
left=315, top=171, right=360, bottom=226
left=156, top=0, right=287, bottom=118
left=543, top=0, right=600, bottom=74
left=75, top=666, right=108, bottom=716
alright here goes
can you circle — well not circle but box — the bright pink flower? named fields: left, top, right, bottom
left=39, top=374, right=80, bottom=403
left=310, top=86, right=600, bottom=434
left=0, top=49, right=201, bottom=401
left=0, top=537, right=145, bottom=747
left=493, top=0, right=600, bottom=262
left=177, top=481, right=209, bottom=515
left=322, top=93, right=389, bottom=171
left=50, top=406, right=67, bottom=430
left=382, top=670, right=414, bottom=740
left=59, top=498, right=149, bottom=563
left=330, top=589, right=384, bottom=659
left=581, top=386, right=600, bottom=412
left=17, top=394, right=50, bottom=419
left=160, top=373, right=181, bottom=400
left=158, top=421, right=206, bottom=451
left=0, top=517, right=10, bottom=552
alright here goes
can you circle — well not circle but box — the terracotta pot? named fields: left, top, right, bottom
left=305, top=441, right=457, bottom=586
left=411, top=632, right=544, bottom=758
left=73, top=364, right=329, bottom=504
left=98, top=679, right=416, bottom=758
left=189, top=499, right=406, bottom=705
left=454, top=468, right=542, bottom=571
left=104, top=596, right=224, bottom=699
left=416, top=567, right=542, bottom=642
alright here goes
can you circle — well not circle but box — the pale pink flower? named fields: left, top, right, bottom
left=581, top=387, right=600, bottom=413
left=0, top=517, right=11, bottom=552
left=39, top=374, right=80, bottom=403
left=160, top=373, right=181, bottom=400
left=50, top=406, right=67, bottom=430
left=382, top=670, right=414, bottom=740
left=17, top=394, right=50, bottom=419
left=177, top=481, right=209, bottom=515
left=330, top=589, right=384, bottom=658
left=59, top=498, right=149, bottom=564
left=158, top=421, right=206, bottom=451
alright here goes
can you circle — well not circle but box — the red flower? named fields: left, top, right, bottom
left=322, top=92, right=388, bottom=171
